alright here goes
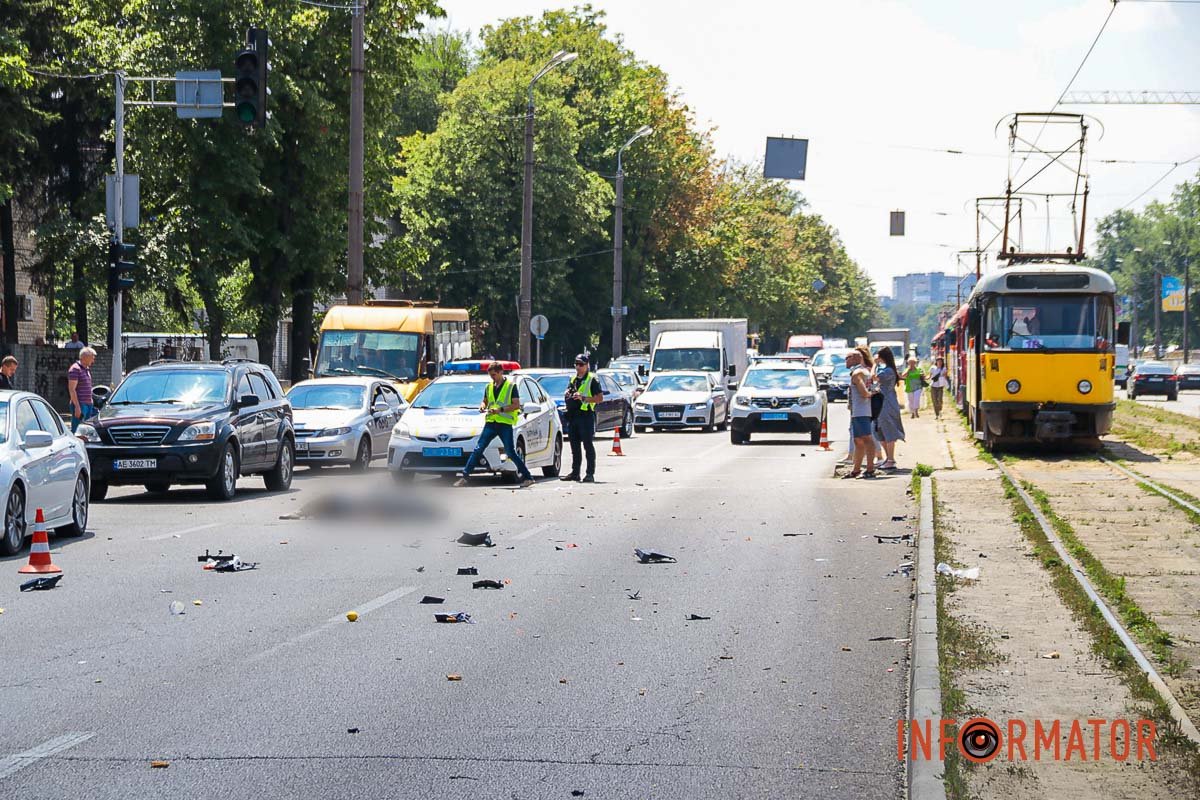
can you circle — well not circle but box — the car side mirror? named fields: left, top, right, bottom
left=238, top=394, right=260, bottom=409
left=372, top=400, right=389, bottom=415
left=522, top=402, right=542, bottom=415
left=23, top=430, right=53, bottom=449
left=92, top=385, right=111, bottom=409
left=1116, top=321, right=1131, bottom=346
left=725, top=365, right=736, bottom=377
left=725, top=379, right=738, bottom=391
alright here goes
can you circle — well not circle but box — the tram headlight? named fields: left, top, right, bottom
left=1077, top=379, right=1092, bottom=395
left=1005, top=379, right=1021, bottom=395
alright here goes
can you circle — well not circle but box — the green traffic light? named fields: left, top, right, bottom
left=236, top=101, right=256, bottom=124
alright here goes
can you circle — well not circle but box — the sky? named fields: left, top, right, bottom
left=432, top=0, right=1200, bottom=298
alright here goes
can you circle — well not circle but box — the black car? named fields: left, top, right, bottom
left=76, top=360, right=295, bottom=500
left=1175, top=364, right=1200, bottom=390
left=824, top=365, right=852, bottom=401
left=1127, top=361, right=1177, bottom=400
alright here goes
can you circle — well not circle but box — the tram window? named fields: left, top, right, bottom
left=984, top=295, right=1112, bottom=351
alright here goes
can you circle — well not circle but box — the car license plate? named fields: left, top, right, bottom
left=423, top=446, right=463, bottom=458
left=114, top=458, right=156, bottom=470
left=1150, top=377, right=1163, bottom=381
left=761, top=412, right=788, bottom=421
left=295, top=440, right=309, bottom=452
left=658, top=412, right=681, bottom=419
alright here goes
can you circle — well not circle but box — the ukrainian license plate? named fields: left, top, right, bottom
left=658, top=412, right=681, bottom=419
left=1150, top=377, right=1163, bottom=382
left=423, top=446, right=463, bottom=458
left=114, top=459, right=156, bottom=470
left=761, top=412, right=788, bottom=421
left=295, top=440, right=309, bottom=452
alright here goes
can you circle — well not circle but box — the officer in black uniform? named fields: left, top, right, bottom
left=560, top=353, right=604, bottom=482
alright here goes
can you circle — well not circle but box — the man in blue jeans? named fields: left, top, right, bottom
left=455, top=362, right=535, bottom=488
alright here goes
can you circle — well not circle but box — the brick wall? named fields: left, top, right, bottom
left=0, top=344, right=114, bottom=414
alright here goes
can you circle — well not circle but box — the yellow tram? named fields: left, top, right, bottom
left=965, top=265, right=1119, bottom=449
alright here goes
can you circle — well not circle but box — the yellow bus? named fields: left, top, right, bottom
left=965, top=265, right=1117, bottom=449
left=315, top=302, right=471, bottom=401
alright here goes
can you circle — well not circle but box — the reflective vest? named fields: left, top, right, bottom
left=485, top=379, right=519, bottom=425
left=573, top=374, right=596, bottom=412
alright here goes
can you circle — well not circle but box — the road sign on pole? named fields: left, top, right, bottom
left=105, top=174, right=139, bottom=229
left=530, top=314, right=549, bottom=338
left=174, top=71, right=224, bottom=119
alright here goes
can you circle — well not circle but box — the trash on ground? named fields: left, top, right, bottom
left=20, top=575, right=63, bottom=592
left=196, top=549, right=231, bottom=563
left=868, top=636, right=897, bottom=641
left=211, top=554, right=258, bottom=572
left=472, top=579, right=503, bottom=590
left=875, top=534, right=913, bottom=544
left=936, top=562, right=980, bottom=581
left=192, top=599, right=203, bottom=606
left=886, top=562, right=914, bottom=578
left=627, top=591, right=641, bottom=600
left=634, top=548, right=677, bottom=564
left=150, top=760, right=170, bottom=769
left=346, top=611, right=359, bottom=622
left=662, top=467, right=673, bottom=472
left=891, top=515, right=906, bottom=522
left=1040, top=651, right=1061, bottom=659
left=347, top=727, right=360, bottom=734
left=435, top=612, right=473, bottom=624
left=841, top=646, right=852, bottom=652
left=169, top=600, right=185, bottom=616
left=446, top=674, right=463, bottom=681
left=415, top=566, right=425, bottom=573
left=457, top=531, right=495, bottom=547
left=559, top=677, right=568, bottom=684
left=456, top=567, right=479, bottom=576
left=419, top=595, right=445, bottom=604
left=783, top=532, right=812, bottom=537
left=685, top=613, right=711, bottom=621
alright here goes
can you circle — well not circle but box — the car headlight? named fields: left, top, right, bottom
left=797, top=397, right=815, bottom=406
left=734, top=395, right=749, bottom=406
left=319, top=426, right=352, bottom=437
left=392, top=422, right=412, bottom=439
left=1006, top=379, right=1021, bottom=395
left=178, top=421, right=216, bottom=441
left=635, top=403, right=649, bottom=411
left=75, top=423, right=100, bottom=443
left=1077, top=380, right=1092, bottom=395
left=688, top=402, right=709, bottom=410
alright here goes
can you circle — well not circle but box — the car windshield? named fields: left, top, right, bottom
left=651, top=348, right=721, bottom=372
left=787, top=346, right=821, bottom=358
left=812, top=352, right=846, bottom=368
left=287, top=384, right=365, bottom=410
left=742, top=369, right=813, bottom=390
left=110, top=370, right=229, bottom=406
left=647, top=374, right=709, bottom=392
left=601, top=371, right=635, bottom=387
left=831, top=366, right=852, bottom=379
left=1137, top=364, right=1173, bottom=375
left=413, top=380, right=486, bottom=409
left=535, top=374, right=573, bottom=397
left=316, top=330, right=420, bottom=381
left=983, top=294, right=1113, bottom=351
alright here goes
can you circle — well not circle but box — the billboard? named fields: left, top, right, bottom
left=764, top=137, right=808, bottom=180
left=1162, top=275, right=1184, bottom=312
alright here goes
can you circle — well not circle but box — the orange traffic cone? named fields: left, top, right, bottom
left=818, top=419, right=831, bottom=451
left=609, top=427, right=625, bottom=456
left=18, top=509, right=61, bottom=575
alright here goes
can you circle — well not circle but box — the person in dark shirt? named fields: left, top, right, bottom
left=560, top=354, right=604, bottom=483
left=0, top=355, right=16, bottom=390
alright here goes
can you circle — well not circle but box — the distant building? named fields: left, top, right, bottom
left=890, top=271, right=977, bottom=307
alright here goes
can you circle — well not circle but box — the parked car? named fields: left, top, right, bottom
left=521, top=369, right=634, bottom=440
left=824, top=365, right=853, bottom=401
left=598, top=367, right=644, bottom=402
left=389, top=373, right=562, bottom=480
left=633, top=371, right=729, bottom=432
left=729, top=362, right=826, bottom=445
left=1175, top=363, right=1200, bottom=391
left=75, top=360, right=295, bottom=501
left=287, top=377, right=405, bottom=471
left=1127, top=361, right=1177, bottom=400
left=0, top=391, right=90, bottom=555
left=810, top=348, right=854, bottom=387
left=608, top=353, right=650, bottom=377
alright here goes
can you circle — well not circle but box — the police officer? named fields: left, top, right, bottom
left=456, top=362, right=535, bottom=488
left=560, top=353, right=604, bottom=483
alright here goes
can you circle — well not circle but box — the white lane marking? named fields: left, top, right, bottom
left=511, top=522, right=553, bottom=541
left=145, top=522, right=220, bottom=542
left=250, top=586, right=416, bottom=663
left=0, top=732, right=95, bottom=780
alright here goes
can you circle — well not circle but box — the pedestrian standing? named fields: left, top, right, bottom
left=64, top=332, right=84, bottom=352
left=456, top=363, right=535, bottom=488
left=560, top=354, right=604, bottom=483
left=873, top=347, right=905, bottom=470
left=929, top=357, right=949, bottom=419
left=68, top=346, right=97, bottom=432
left=0, top=355, right=17, bottom=390
left=844, top=346, right=877, bottom=479
left=902, top=356, right=926, bottom=418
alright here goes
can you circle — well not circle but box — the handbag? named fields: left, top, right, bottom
left=870, top=392, right=884, bottom=420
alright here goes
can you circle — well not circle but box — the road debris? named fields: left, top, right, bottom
left=627, top=591, right=641, bottom=600
left=936, top=562, right=980, bottom=581
left=868, top=636, right=897, bottom=641
left=19, top=575, right=62, bottom=592
left=457, top=531, right=495, bottom=547
left=347, top=727, right=359, bottom=734
left=875, top=534, right=913, bottom=544
left=456, top=567, right=479, bottom=575
left=891, top=515, right=906, bottom=522
left=634, top=548, right=677, bottom=564
left=346, top=611, right=359, bottom=622
left=446, top=674, right=463, bottom=681
left=169, top=600, right=185, bottom=616
left=150, top=760, right=170, bottom=768
left=783, top=532, right=812, bottom=537
left=1040, top=651, right=1061, bottom=660
left=886, top=562, right=914, bottom=578
left=472, top=579, right=503, bottom=590
left=419, top=595, right=445, bottom=604
left=434, top=612, right=473, bottom=624
left=211, top=555, right=258, bottom=572
left=192, top=599, right=203, bottom=606
left=685, top=613, right=711, bottom=621
left=415, top=566, right=425, bottom=573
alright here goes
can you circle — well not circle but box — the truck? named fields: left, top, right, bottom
left=785, top=334, right=824, bottom=359
left=649, top=318, right=748, bottom=398
left=866, top=328, right=911, bottom=362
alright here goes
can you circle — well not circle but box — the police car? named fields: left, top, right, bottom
left=286, top=377, right=405, bottom=471
left=729, top=362, right=826, bottom=445
left=388, top=373, right=563, bottom=480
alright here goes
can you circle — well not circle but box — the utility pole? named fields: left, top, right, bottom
left=112, top=71, right=126, bottom=385
left=611, top=125, right=653, bottom=360
left=1155, top=271, right=1162, bottom=359
left=346, top=1, right=365, bottom=305
left=1185, top=257, right=1191, bottom=364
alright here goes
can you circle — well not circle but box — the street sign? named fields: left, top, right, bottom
left=105, top=174, right=140, bottom=229
left=1162, top=275, right=1185, bottom=312
left=610, top=305, right=628, bottom=318
left=530, top=314, right=549, bottom=338
left=764, top=137, right=808, bottom=180
left=890, top=210, right=906, bottom=236
left=174, top=71, right=224, bottom=119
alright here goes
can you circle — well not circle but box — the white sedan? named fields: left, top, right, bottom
left=287, top=377, right=405, bottom=471
left=388, top=374, right=563, bottom=480
left=633, top=371, right=729, bottom=432
left=0, top=390, right=90, bottom=555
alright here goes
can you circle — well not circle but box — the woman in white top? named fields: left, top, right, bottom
left=928, top=357, right=950, bottom=419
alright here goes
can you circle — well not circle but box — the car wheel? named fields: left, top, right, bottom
left=0, top=484, right=26, bottom=556
left=810, top=425, right=822, bottom=445
left=622, top=411, right=634, bottom=439
left=350, top=437, right=371, bottom=473
left=634, top=425, right=647, bottom=435
left=264, top=438, right=295, bottom=491
left=730, top=429, right=744, bottom=445
left=90, top=480, right=109, bottom=502
left=717, top=412, right=728, bottom=432
left=144, top=482, right=171, bottom=494
left=59, top=474, right=89, bottom=537
left=542, top=435, right=562, bottom=477
left=705, top=411, right=716, bottom=433
left=206, top=443, right=239, bottom=501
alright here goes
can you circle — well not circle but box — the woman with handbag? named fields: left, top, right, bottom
left=873, top=347, right=906, bottom=470
left=902, top=356, right=926, bottom=418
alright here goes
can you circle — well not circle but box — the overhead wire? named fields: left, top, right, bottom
left=1119, top=153, right=1200, bottom=209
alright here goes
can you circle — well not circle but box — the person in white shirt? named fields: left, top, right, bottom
left=929, top=357, right=951, bottom=419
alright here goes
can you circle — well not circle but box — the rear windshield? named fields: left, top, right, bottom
left=1136, top=364, right=1173, bottom=375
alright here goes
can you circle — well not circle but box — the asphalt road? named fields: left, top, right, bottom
left=0, top=402, right=915, bottom=800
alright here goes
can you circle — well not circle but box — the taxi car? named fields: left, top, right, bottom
left=287, top=377, right=405, bottom=471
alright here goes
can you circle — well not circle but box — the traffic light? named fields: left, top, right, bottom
left=108, top=237, right=137, bottom=294
left=233, top=27, right=268, bottom=127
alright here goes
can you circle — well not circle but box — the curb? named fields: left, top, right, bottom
left=908, top=476, right=945, bottom=800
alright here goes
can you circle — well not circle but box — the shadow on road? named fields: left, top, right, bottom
left=0, top=529, right=98, bottom=562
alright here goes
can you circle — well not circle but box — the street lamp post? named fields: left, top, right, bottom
left=611, top=124, right=654, bottom=359
left=518, top=50, right=577, bottom=367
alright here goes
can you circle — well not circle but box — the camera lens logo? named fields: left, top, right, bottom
left=959, top=718, right=1001, bottom=763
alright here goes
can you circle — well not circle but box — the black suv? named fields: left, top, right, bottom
left=76, top=360, right=295, bottom=501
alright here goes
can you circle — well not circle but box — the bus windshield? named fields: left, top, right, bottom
left=983, top=294, right=1113, bottom=351
left=316, top=330, right=421, bottom=381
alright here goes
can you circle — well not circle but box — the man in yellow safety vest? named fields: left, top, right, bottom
left=456, top=362, right=535, bottom=488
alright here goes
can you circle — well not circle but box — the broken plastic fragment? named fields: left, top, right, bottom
left=457, top=531, right=495, bottom=547
left=875, top=534, right=913, bottom=544
left=472, top=579, right=503, bottom=590
left=213, top=555, right=258, bottom=572
left=446, top=674, right=463, bottom=681
left=169, top=600, right=185, bottom=616
left=434, top=612, right=473, bottom=624
left=20, top=575, right=63, bottom=592
left=634, top=548, right=676, bottom=564
left=935, top=562, right=980, bottom=580
left=685, top=613, right=711, bottom=621
left=456, top=567, right=479, bottom=576
left=419, top=595, right=445, bottom=604
left=150, top=760, right=170, bottom=769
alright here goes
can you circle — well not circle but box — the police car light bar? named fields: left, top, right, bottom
left=442, top=360, right=522, bottom=374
